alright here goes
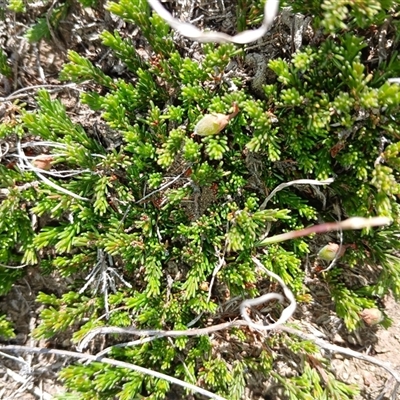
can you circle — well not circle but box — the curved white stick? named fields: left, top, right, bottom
left=243, top=256, right=297, bottom=330
left=147, top=0, right=280, bottom=44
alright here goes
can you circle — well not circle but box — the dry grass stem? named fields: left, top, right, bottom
left=147, top=0, right=280, bottom=43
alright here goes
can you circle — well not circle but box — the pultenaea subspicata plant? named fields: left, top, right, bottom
left=1, top=0, right=400, bottom=399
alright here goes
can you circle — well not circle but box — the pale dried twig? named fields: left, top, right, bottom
left=0, top=351, right=31, bottom=370
left=78, top=214, right=390, bottom=351
left=0, top=83, right=85, bottom=102
left=77, top=256, right=296, bottom=351
left=15, top=141, right=91, bottom=201
left=4, top=368, right=52, bottom=400
left=207, top=246, right=227, bottom=304
left=95, top=336, right=161, bottom=357
left=245, top=256, right=296, bottom=330
left=0, top=345, right=226, bottom=400
left=79, top=249, right=132, bottom=319
left=0, top=141, right=10, bottom=159
left=259, top=178, right=334, bottom=210
left=258, top=216, right=391, bottom=245
left=258, top=177, right=334, bottom=244
left=147, top=0, right=280, bottom=44
left=0, top=262, right=28, bottom=269
left=280, top=325, right=400, bottom=399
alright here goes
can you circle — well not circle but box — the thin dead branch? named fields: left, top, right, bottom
left=0, top=345, right=226, bottom=400
left=77, top=256, right=296, bottom=351
left=147, top=0, right=280, bottom=43
left=280, top=325, right=400, bottom=400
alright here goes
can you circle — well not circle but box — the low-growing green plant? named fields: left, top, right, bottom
left=24, top=2, right=70, bottom=44
left=0, top=314, right=15, bottom=339
left=1, top=0, right=400, bottom=399
left=0, top=48, right=12, bottom=78
left=6, top=0, right=26, bottom=13
left=288, top=0, right=400, bottom=32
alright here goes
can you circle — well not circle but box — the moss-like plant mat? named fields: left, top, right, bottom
left=1, top=0, right=400, bottom=399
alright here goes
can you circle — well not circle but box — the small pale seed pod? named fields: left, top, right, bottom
left=359, top=308, right=384, bottom=326
left=317, top=242, right=346, bottom=261
left=31, top=155, right=54, bottom=170
left=194, top=113, right=230, bottom=136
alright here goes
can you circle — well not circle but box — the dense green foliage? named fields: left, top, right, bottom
left=0, top=314, right=15, bottom=339
left=1, top=0, right=400, bottom=399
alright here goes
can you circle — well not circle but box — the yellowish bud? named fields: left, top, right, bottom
left=194, top=113, right=229, bottom=136
left=194, top=102, right=239, bottom=136
left=317, top=243, right=346, bottom=261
